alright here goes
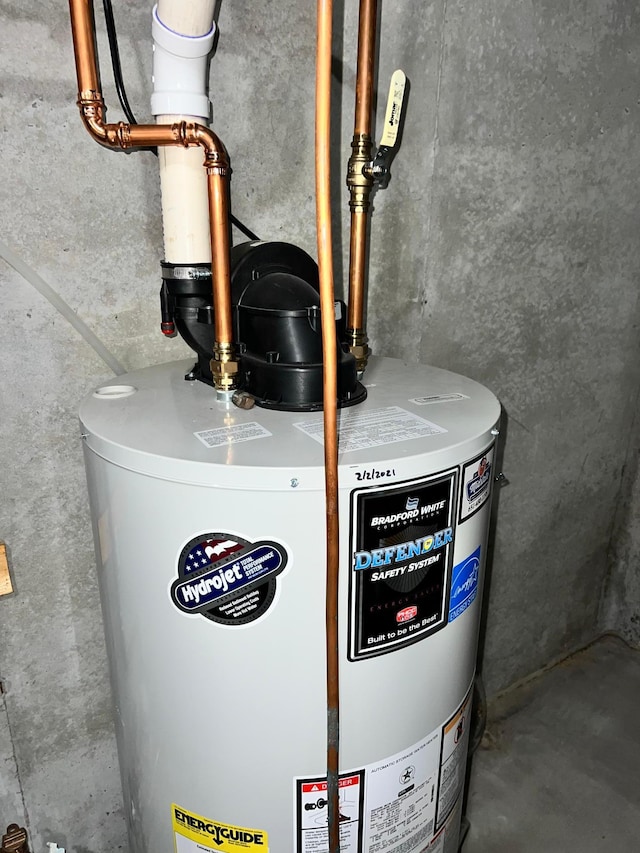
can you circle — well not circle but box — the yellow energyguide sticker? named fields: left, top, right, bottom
left=172, top=803, right=269, bottom=853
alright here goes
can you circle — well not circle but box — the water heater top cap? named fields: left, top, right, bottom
left=79, top=357, right=500, bottom=492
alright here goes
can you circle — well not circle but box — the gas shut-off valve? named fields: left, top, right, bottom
left=346, top=70, right=407, bottom=212
left=345, top=69, right=407, bottom=374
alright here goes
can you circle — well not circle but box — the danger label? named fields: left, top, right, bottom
left=296, top=772, right=364, bottom=853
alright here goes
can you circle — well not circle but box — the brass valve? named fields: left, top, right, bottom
left=346, top=70, right=406, bottom=213
left=346, top=134, right=374, bottom=214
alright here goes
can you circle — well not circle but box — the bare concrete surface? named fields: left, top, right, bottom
left=463, top=635, right=640, bottom=852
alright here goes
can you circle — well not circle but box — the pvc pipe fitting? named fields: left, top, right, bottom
left=151, top=4, right=216, bottom=121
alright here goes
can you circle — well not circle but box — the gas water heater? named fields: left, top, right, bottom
left=80, top=355, right=499, bottom=853
left=69, top=1, right=501, bottom=851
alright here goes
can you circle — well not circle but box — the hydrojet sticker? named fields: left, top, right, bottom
left=348, top=469, right=457, bottom=660
left=171, top=532, right=288, bottom=626
left=448, top=546, right=481, bottom=623
left=459, top=445, right=495, bottom=522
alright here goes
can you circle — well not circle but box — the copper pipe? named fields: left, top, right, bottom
left=345, top=0, right=378, bottom=371
left=354, top=0, right=377, bottom=137
left=347, top=210, right=367, bottom=331
left=205, top=160, right=233, bottom=344
left=316, top=0, right=340, bottom=851
left=68, top=0, right=237, bottom=391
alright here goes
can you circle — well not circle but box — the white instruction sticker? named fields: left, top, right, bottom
left=295, top=692, right=473, bottom=853
left=364, top=728, right=442, bottom=852
left=410, top=393, right=468, bottom=406
left=194, top=422, right=272, bottom=448
left=294, top=407, right=446, bottom=453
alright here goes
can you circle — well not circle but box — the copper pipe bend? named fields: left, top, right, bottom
left=69, top=0, right=236, bottom=391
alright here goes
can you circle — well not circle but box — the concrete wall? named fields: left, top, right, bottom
left=600, top=399, right=640, bottom=644
left=1, top=0, right=639, bottom=849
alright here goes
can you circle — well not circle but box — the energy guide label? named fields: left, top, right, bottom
left=172, top=804, right=268, bottom=853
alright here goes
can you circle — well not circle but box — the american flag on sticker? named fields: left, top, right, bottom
left=183, top=539, right=244, bottom=575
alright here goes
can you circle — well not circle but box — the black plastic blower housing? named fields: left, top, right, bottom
left=161, top=241, right=366, bottom=411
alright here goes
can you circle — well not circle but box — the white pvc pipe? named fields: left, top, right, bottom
left=153, top=1, right=217, bottom=264
left=156, top=0, right=216, bottom=35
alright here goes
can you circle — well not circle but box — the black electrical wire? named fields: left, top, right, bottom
left=230, top=215, right=259, bottom=242
left=102, top=0, right=138, bottom=126
left=101, top=0, right=260, bottom=242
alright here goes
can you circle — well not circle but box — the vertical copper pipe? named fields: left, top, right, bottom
left=346, top=0, right=378, bottom=370
left=316, top=0, right=340, bottom=851
left=347, top=210, right=368, bottom=331
left=68, top=0, right=237, bottom=391
left=354, top=0, right=378, bottom=137
left=69, top=0, right=100, bottom=94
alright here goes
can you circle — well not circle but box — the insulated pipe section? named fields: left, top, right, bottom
left=345, top=0, right=378, bottom=375
left=68, top=0, right=237, bottom=394
left=153, top=1, right=216, bottom=264
left=316, top=1, right=341, bottom=850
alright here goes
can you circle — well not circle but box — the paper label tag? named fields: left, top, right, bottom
left=194, top=422, right=271, bottom=448
left=294, top=407, right=446, bottom=454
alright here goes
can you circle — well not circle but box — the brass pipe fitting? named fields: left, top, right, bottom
left=69, top=0, right=238, bottom=394
left=210, top=341, right=239, bottom=397
left=1, top=824, right=29, bottom=853
left=346, top=133, right=374, bottom=214
left=345, top=328, right=369, bottom=376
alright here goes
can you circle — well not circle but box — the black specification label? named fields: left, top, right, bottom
left=348, top=469, right=457, bottom=660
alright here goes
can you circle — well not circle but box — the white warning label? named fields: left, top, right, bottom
left=364, top=728, right=442, bottom=853
left=295, top=696, right=472, bottom=853
left=436, top=687, right=472, bottom=830
left=294, top=407, right=446, bottom=453
left=295, top=773, right=364, bottom=853
left=194, top=422, right=272, bottom=448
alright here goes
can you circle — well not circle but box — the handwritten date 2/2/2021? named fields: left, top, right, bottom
left=353, top=467, right=397, bottom=482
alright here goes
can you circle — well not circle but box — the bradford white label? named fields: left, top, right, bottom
left=348, top=470, right=457, bottom=660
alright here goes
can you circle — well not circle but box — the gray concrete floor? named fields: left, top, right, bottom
left=463, top=635, right=640, bottom=852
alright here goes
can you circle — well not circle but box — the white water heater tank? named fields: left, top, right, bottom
left=80, top=355, right=500, bottom=853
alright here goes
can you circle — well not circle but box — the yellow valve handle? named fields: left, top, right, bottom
left=379, top=69, right=406, bottom=149
left=368, top=70, right=406, bottom=187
